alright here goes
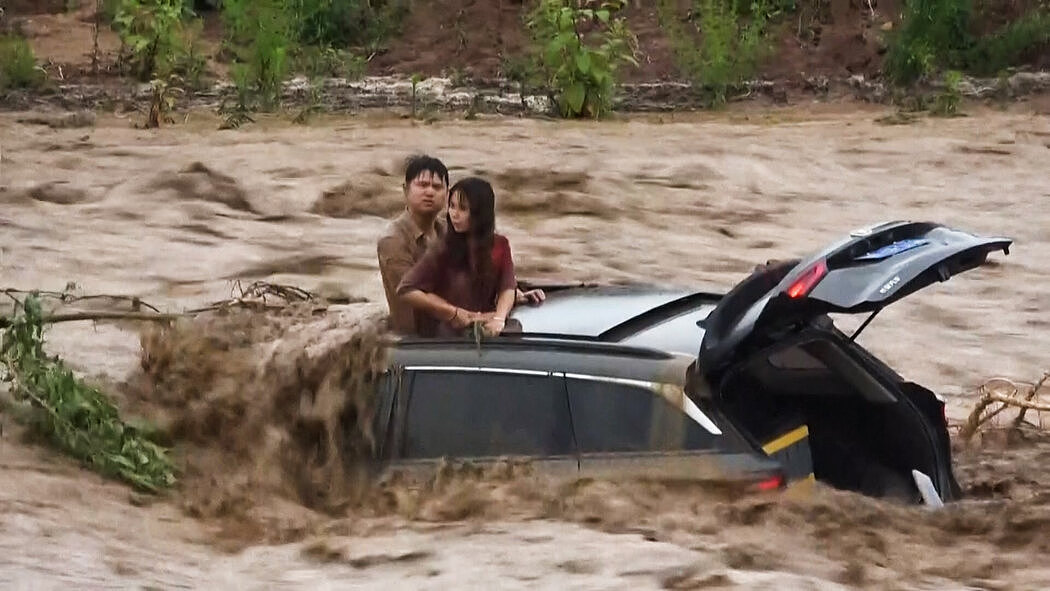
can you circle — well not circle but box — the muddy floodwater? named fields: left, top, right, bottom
left=1, top=104, right=1049, bottom=589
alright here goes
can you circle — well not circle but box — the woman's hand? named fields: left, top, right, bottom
left=482, top=316, right=506, bottom=337
left=446, top=306, right=478, bottom=330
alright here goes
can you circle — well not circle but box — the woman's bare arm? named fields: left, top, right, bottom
left=400, top=289, right=472, bottom=328
left=484, top=288, right=516, bottom=336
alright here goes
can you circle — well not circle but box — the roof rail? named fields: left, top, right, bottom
left=599, top=291, right=722, bottom=342
left=393, top=335, right=675, bottom=359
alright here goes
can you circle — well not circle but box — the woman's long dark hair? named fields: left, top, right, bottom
left=442, top=177, right=496, bottom=295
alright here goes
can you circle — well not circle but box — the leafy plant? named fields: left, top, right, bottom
left=658, top=0, right=773, bottom=106
left=112, top=0, right=191, bottom=81
left=169, top=18, right=209, bottom=89
left=218, top=64, right=257, bottom=129
left=288, top=0, right=410, bottom=50
left=410, top=72, right=424, bottom=119
left=525, top=0, right=639, bottom=119
left=930, top=69, right=964, bottom=116
left=502, top=53, right=541, bottom=112
left=292, top=77, right=325, bottom=124
left=0, top=295, right=176, bottom=493
left=294, top=45, right=366, bottom=80
left=222, top=0, right=293, bottom=110
left=883, top=0, right=973, bottom=86
left=144, top=75, right=185, bottom=128
left=0, top=35, right=46, bottom=90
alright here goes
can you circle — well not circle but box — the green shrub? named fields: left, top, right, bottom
left=525, top=0, right=639, bottom=119
left=293, top=45, right=366, bottom=80
left=884, top=0, right=1050, bottom=85
left=658, top=0, right=773, bottom=106
left=964, top=10, right=1050, bottom=76
left=0, top=35, right=46, bottom=90
left=289, top=0, right=410, bottom=50
left=930, top=69, right=963, bottom=116
left=112, top=0, right=192, bottom=81
left=222, top=0, right=294, bottom=110
left=884, top=0, right=972, bottom=85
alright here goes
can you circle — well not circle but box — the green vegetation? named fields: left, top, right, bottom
left=658, top=0, right=774, bottom=106
left=930, top=69, right=964, bottom=116
left=883, top=0, right=974, bottom=85
left=885, top=0, right=1050, bottom=85
left=0, top=35, right=46, bottom=90
left=288, top=0, right=409, bottom=51
left=111, top=0, right=191, bottom=81
left=0, top=296, right=176, bottom=493
left=9, top=0, right=1050, bottom=114
left=217, top=0, right=401, bottom=115
left=964, top=10, right=1050, bottom=76
left=221, top=0, right=294, bottom=110
left=524, top=0, right=639, bottom=118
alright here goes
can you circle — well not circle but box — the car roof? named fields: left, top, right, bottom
left=507, top=283, right=722, bottom=355
left=388, top=284, right=725, bottom=384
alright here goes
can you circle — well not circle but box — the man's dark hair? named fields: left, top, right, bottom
left=403, top=154, right=449, bottom=187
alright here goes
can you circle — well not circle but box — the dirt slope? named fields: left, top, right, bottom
left=2, top=0, right=887, bottom=84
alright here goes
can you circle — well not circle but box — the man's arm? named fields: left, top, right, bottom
left=516, top=286, right=545, bottom=305
left=377, top=235, right=416, bottom=301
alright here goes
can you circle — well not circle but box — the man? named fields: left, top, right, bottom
left=377, top=154, right=544, bottom=336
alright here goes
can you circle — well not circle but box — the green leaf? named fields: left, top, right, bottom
left=575, top=51, right=592, bottom=74
left=597, top=10, right=611, bottom=23
left=564, top=81, right=587, bottom=115
left=559, top=8, right=574, bottom=31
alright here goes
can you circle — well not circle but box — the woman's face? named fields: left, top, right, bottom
left=448, top=190, right=471, bottom=233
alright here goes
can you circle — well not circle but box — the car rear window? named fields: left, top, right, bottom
left=402, top=370, right=575, bottom=459
left=566, top=378, right=718, bottom=453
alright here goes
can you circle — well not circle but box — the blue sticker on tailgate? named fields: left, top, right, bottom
left=856, top=238, right=930, bottom=261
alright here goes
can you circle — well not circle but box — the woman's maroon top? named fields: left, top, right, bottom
left=397, top=234, right=517, bottom=336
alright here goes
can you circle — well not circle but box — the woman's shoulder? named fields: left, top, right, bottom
left=492, top=233, right=513, bottom=253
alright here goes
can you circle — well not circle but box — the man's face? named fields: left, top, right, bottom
left=404, top=170, right=447, bottom=218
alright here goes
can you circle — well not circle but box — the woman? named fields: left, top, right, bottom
left=397, top=177, right=517, bottom=337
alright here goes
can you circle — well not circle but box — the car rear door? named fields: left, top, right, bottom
left=698, top=220, right=1012, bottom=376
left=564, top=374, right=785, bottom=487
left=692, top=221, right=1009, bottom=499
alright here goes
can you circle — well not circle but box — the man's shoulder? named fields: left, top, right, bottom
left=378, top=212, right=411, bottom=247
left=381, top=210, right=412, bottom=236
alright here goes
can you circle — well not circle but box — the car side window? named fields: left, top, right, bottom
left=567, top=378, right=717, bottom=453
left=402, top=370, right=574, bottom=459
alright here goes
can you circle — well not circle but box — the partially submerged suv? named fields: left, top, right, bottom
left=369, top=221, right=1011, bottom=505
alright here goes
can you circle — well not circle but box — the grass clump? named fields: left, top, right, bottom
left=658, top=0, right=774, bottom=106
left=0, top=295, right=176, bottom=493
left=0, top=35, right=46, bottom=91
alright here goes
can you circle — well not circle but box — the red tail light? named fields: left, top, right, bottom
left=752, top=474, right=785, bottom=492
left=787, top=260, right=828, bottom=299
